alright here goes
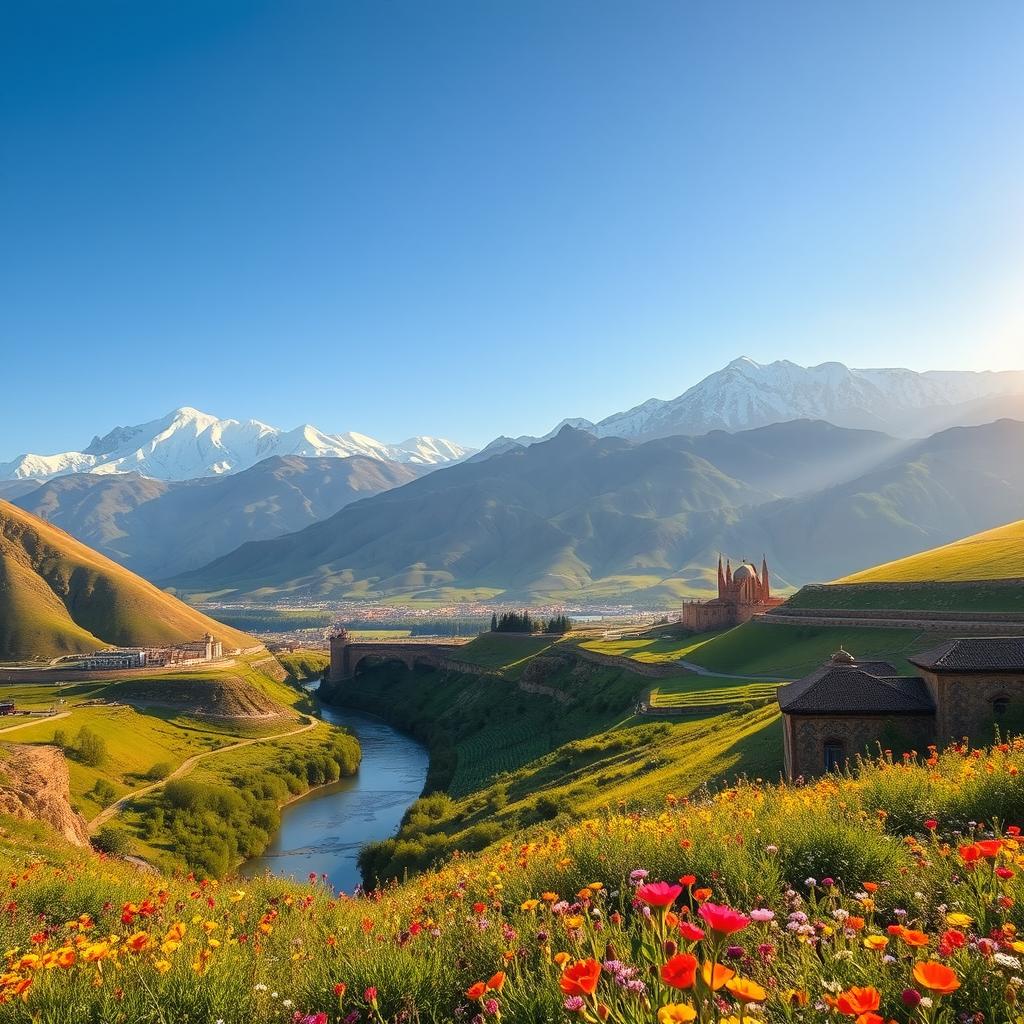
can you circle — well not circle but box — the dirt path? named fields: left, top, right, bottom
left=674, top=659, right=786, bottom=682
left=0, top=711, right=71, bottom=735
left=88, top=717, right=318, bottom=832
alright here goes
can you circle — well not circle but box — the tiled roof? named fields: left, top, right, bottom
left=908, top=637, right=1024, bottom=673
left=777, top=665, right=934, bottom=715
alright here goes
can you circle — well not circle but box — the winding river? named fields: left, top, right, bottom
left=241, top=701, right=428, bottom=892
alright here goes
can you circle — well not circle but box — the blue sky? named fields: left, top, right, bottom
left=2, top=1, right=1023, bottom=456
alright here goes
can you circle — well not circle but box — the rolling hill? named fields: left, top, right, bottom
left=838, top=518, right=1024, bottom=584
left=0, top=499, right=254, bottom=660
left=11, top=454, right=423, bottom=579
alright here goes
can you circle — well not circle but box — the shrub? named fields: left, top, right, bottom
left=92, top=825, right=132, bottom=856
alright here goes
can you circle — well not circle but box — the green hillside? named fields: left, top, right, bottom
left=0, top=499, right=254, bottom=660
left=837, top=517, right=1024, bottom=583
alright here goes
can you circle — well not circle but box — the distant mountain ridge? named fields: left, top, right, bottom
left=168, top=418, right=1024, bottom=605
left=504, top=358, right=1024, bottom=447
left=0, top=406, right=475, bottom=482
left=10, top=454, right=423, bottom=579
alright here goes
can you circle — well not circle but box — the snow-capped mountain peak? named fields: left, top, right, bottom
left=0, top=409, right=475, bottom=482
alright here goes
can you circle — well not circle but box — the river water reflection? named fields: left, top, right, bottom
left=241, top=702, right=428, bottom=893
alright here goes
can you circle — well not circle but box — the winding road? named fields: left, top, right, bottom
left=0, top=711, right=71, bottom=735
left=88, top=716, right=319, bottom=832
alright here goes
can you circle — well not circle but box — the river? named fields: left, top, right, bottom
left=241, top=701, right=428, bottom=892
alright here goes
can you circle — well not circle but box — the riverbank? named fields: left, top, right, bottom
left=240, top=703, right=428, bottom=892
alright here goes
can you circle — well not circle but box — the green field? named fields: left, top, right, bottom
left=681, top=621, right=957, bottom=677
left=445, top=633, right=561, bottom=673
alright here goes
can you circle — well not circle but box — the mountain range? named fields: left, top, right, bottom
left=6, top=455, right=424, bottom=579
left=493, top=358, right=1024, bottom=447
left=0, top=406, right=474, bottom=482
left=165, top=418, right=1024, bottom=604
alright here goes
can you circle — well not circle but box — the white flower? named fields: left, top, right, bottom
left=254, top=984, right=268, bottom=992
left=919, top=997, right=933, bottom=1008
left=995, top=952, right=1022, bottom=970
left=282, top=999, right=293, bottom=1009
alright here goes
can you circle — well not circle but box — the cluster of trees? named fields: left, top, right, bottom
left=138, top=731, right=360, bottom=878
left=489, top=611, right=573, bottom=634
left=53, top=725, right=108, bottom=767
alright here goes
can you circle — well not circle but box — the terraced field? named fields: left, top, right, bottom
left=647, top=675, right=779, bottom=712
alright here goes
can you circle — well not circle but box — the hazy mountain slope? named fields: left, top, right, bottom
left=587, top=358, right=1024, bottom=440
left=167, top=427, right=768, bottom=602
left=13, top=455, right=422, bottom=579
left=836, top=518, right=1024, bottom=583
left=724, top=419, right=1024, bottom=585
left=0, top=406, right=473, bottom=482
left=0, top=500, right=254, bottom=660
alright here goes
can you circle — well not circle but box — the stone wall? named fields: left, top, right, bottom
left=784, top=712, right=935, bottom=779
left=923, top=670, right=1024, bottom=743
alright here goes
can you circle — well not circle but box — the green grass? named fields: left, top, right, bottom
left=275, top=648, right=330, bottom=681
left=785, top=580, right=1024, bottom=614
left=577, top=629, right=725, bottom=664
left=446, top=633, right=561, bottom=674
left=680, top=620, right=958, bottom=678
left=837, top=518, right=1024, bottom=583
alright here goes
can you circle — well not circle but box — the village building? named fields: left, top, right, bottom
left=778, top=637, right=1024, bottom=778
left=680, top=555, right=786, bottom=631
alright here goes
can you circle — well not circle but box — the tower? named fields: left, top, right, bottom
left=761, top=555, right=770, bottom=601
left=725, top=559, right=732, bottom=588
left=717, top=555, right=725, bottom=598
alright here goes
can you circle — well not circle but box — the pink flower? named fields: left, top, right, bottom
left=749, top=908, right=775, bottom=922
left=636, top=882, right=683, bottom=908
left=698, top=902, right=750, bottom=935
left=679, top=921, right=705, bottom=941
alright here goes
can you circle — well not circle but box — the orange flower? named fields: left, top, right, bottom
left=660, top=953, right=698, bottom=989
left=560, top=958, right=602, bottom=997
left=725, top=976, right=767, bottom=1002
left=913, top=960, right=960, bottom=995
left=701, top=961, right=735, bottom=990
left=486, top=971, right=506, bottom=992
left=900, top=929, right=930, bottom=947
left=125, top=932, right=150, bottom=953
left=466, top=982, right=487, bottom=1000
left=657, top=1005, right=697, bottom=1024
left=835, top=986, right=881, bottom=1016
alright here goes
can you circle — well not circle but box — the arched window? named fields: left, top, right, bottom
left=992, top=695, right=1010, bottom=717
left=823, top=739, right=846, bottom=772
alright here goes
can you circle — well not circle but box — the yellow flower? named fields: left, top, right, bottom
left=520, top=899, right=539, bottom=911
left=863, top=935, right=889, bottom=950
left=657, top=1004, right=698, bottom=1023
left=946, top=912, right=972, bottom=928
left=152, top=959, right=172, bottom=975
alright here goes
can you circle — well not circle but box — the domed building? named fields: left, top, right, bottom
left=680, top=555, right=786, bottom=631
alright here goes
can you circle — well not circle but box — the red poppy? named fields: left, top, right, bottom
left=679, top=874, right=697, bottom=887
left=678, top=921, right=705, bottom=942
left=660, top=952, right=698, bottom=989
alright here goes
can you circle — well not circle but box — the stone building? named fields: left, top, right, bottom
left=778, top=637, right=1024, bottom=779
left=680, top=555, right=786, bottom=631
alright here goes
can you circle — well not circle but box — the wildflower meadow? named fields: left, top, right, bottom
left=4, top=740, right=1024, bottom=1022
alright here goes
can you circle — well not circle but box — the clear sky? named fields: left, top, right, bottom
left=3, top=1, right=1023, bottom=456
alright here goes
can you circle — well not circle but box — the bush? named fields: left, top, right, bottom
left=91, top=779, right=117, bottom=803
left=92, top=825, right=132, bottom=856
left=72, top=726, right=108, bottom=767
left=145, top=761, right=173, bottom=781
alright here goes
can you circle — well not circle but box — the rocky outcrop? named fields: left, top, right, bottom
left=0, top=744, right=91, bottom=846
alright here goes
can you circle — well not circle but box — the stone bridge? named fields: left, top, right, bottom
left=327, top=631, right=470, bottom=682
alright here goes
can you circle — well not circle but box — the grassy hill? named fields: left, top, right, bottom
left=0, top=499, right=254, bottom=660
left=837, top=517, right=1024, bottom=583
